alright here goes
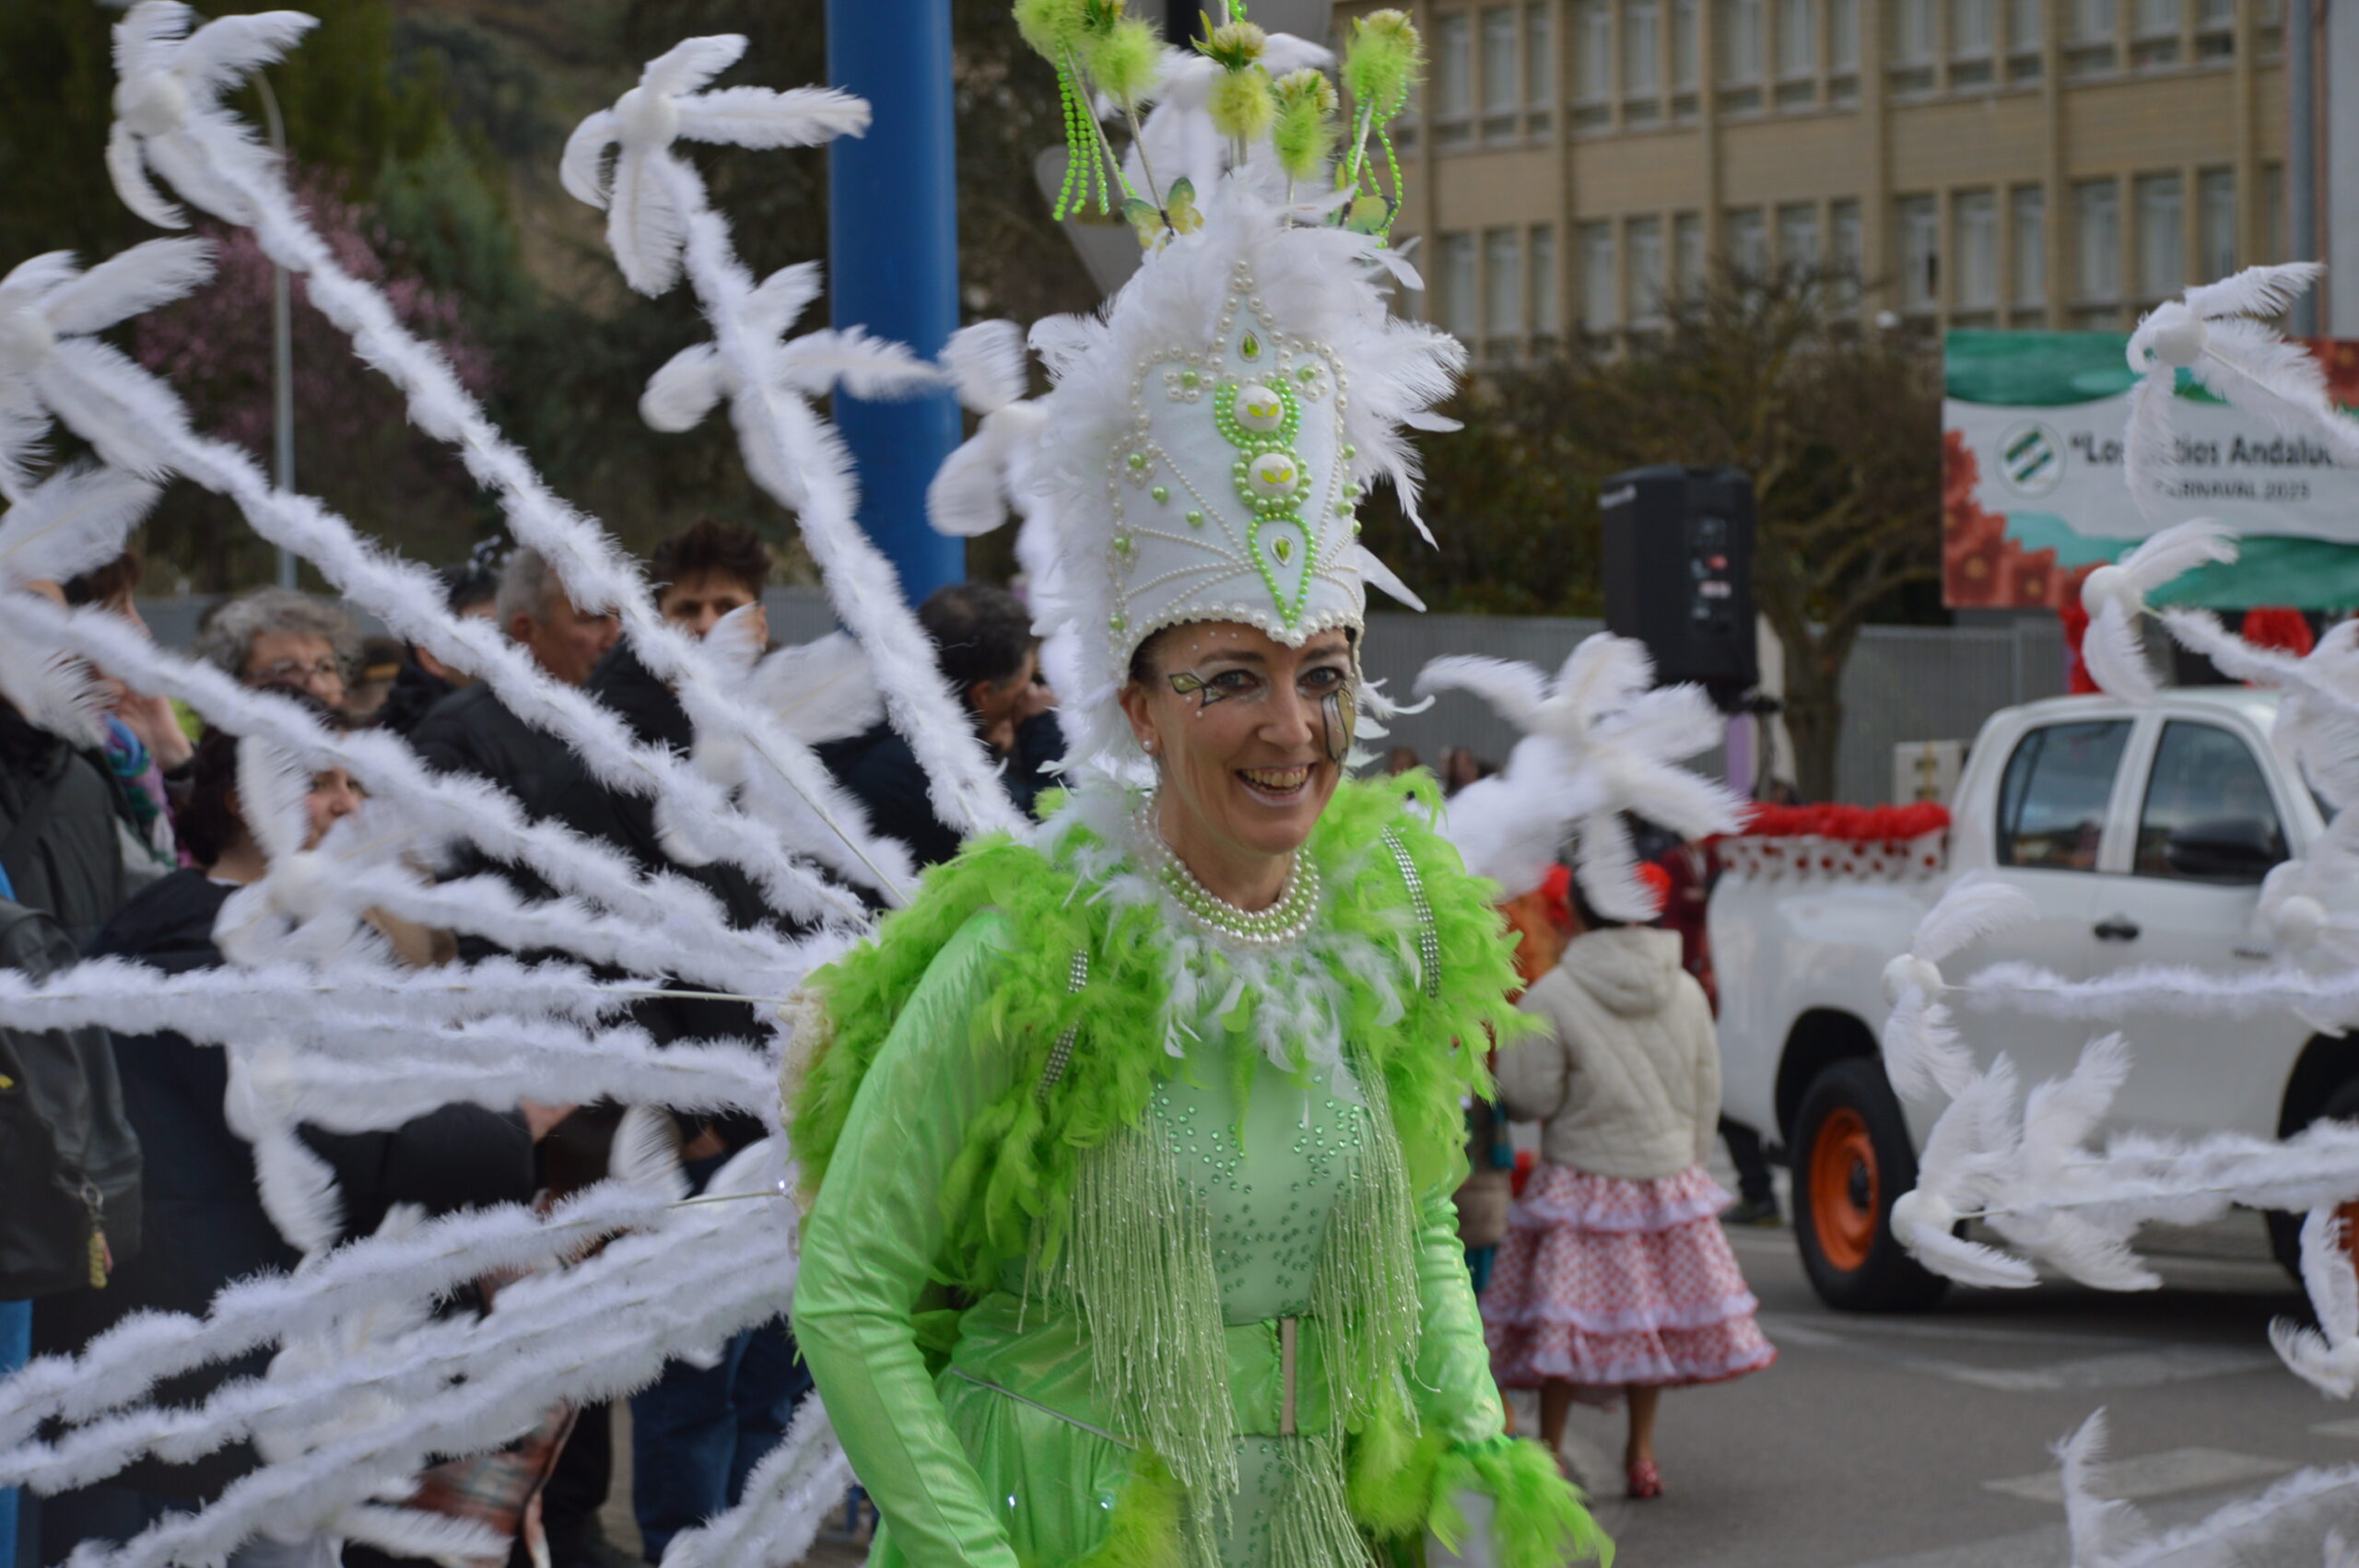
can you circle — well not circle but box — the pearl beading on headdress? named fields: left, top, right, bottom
left=1099, top=258, right=1367, bottom=664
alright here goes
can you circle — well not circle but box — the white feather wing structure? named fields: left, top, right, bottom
left=742, top=632, right=885, bottom=747
left=0, top=463, right=160, bottom=588
left=2076, top=519, right=2239, bottom=701
left=93, top=40, right=923, bottom=910
left=1416, top=634, right=1740, bottom=908
left=104, top=5, right=318, bottom=230
left=1878, top=877, right=2036, bottom=1103
left=943, top=318, right=1030, bottom=414
left=1435, top=766, right=1570, bottom=899
left=654, top=1399, right=852, bottom=1568
left=4, top=250, right=883, bottom=921
left=0, top=598, right=789, bottom=980
left=2272, top=1210, right=2359, bottom=1398
left=2121, top=263, right=2359, bottom=521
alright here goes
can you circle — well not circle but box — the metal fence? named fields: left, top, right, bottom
left=134, top=591, right=2065, bottom=807
left=1829, top=618, right=2069, bottom=802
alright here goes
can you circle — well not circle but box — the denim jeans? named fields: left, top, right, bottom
left=1, top=1301, right=24, bottom=1568
left=628, top=1318, right=812, bottom=1560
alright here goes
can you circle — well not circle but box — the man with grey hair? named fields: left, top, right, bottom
left=492, top=549, right=621, bottom=692
left=193, top=587, right=360, bottom=710
left=408, top=549, right=618, bottom=802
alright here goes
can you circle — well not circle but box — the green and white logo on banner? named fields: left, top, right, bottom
left=1943, top=331, right=2359, bottom=610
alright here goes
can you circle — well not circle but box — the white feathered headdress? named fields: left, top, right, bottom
left=929, top=7, right=1454, bottom=782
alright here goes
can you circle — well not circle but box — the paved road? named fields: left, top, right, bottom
left=1542, top=1215, right=2358, bottom=1568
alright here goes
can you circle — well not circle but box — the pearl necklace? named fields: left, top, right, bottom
left=1135, top=797, right=1322, bottom=946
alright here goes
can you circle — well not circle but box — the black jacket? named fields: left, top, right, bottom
left=819, top=708, right=1060, bottom=871
left=372, top=660, right=456, bottom=738
left=34, top=870, right=534, bottom=1500
left=0, top=707, right=130, bottom=952
left=408, top=680, right=574, bottom=805
left=530, top=641, right=781, bottom=1161
left=817, top=721, right=962, bottom=870
left=0, top=897, right=141, bottom=1299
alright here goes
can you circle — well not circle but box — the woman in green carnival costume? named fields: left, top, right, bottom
left=786, top=9, right=1607, bottom=1565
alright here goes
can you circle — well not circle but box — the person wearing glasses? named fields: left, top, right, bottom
left=193, top=586, right=359, bottom=712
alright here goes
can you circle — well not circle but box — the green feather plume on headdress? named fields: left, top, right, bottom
left=1270, top=67, right=1339, bottom=182
left=1342, top=8, right=1424, bottom=120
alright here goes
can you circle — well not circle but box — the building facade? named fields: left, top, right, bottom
left=1340, top=0, right=2288, bottom=357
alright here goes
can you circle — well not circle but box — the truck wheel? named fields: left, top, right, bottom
left=2270, top=1076, right=2359, bottom=1283
left=1793, top=1057, right=1950, bottom=1312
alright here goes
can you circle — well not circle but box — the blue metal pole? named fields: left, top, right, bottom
left=827, top=0, right=965, bottom=603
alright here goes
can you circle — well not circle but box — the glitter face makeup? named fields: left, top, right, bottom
left=1119, top=622, right=1356, bottom=880
left=1320, top=680, right=1356, bottom=767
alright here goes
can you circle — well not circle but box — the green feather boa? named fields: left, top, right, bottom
left=792, top=776, right=1602, bottom=1564
left=794, top=775, right=1534, bottom=1288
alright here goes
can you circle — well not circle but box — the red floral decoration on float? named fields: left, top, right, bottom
left=1716, top=801, right=1952, bottom=881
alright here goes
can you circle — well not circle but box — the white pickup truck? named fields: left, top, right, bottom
left=1708, top=687, right=2351, bottom=1310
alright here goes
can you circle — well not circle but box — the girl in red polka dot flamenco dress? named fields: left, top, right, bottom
left=1481, top=857, right=1776, bottom=1501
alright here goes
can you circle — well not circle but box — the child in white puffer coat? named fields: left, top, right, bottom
left=1479, top=862, right=1776, bottom=1500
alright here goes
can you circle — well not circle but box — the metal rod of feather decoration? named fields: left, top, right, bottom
left=254, top=69, right=298, bottom=591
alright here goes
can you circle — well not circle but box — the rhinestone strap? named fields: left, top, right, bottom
left=1037, top=947, right=1091, bottom=1103
left=1136, top=796, right=1321, bottom=946
left=1381, top=827, right=1442, bottom=1000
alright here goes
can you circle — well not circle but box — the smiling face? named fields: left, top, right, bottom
left=300, top=766, right=364, bottom=851
left=1118, top=620, right=1356, bottom=878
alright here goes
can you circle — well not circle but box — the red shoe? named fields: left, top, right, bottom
left=1625, top=1458, right=1664, bottom=1500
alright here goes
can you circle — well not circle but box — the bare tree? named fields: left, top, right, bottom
left=1372, top=265, right=1941, bottom=800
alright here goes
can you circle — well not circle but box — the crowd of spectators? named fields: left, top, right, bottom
left=5, top=532, right=1798, bottom=1564
left=0, top=525, right=1072, bottom=1568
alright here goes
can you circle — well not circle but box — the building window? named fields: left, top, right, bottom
left=1893, top=0, right=1937, bottom=58
left=1831, top=198, right=1864, bottom=275
left=1954, top=190, right=1998, bottom=308
left=1627, top=216, right=1668, bottom=320
left=1896, top=194, right=1940, bottom=311
left=2197, top=0, right=2232, bottom=28
left=1485, top=227, right=1525, bottom=340
left=1527, top=4, right=1556, bottom=106
left=2135, top=0, right=2182, bottom=33
left=2071, top=0, right=2112, bottom=40
left=1481, top=6, right=1519, bottom=108
left=1532, top=225, right=1561, bottom=335
left=1481, top=5, right=1519, bottom=136
left=1434, top=11, right=1475, bottom=135
left=1954, top=0, right=1997, bottom=53
left=1727, top=206, right=1769, bottom=272
left=1576, top=0, right=1614, bottom=100
left=2009, top=0, right=2045, bottom=62
left=2196, top=169, right=2234, bottom=280
left=1675, top=211, right=1707, bottom=293
left=1825, top=0, right=1860, bottom=64
left=1580, top=222, right=1618, bottom=328
left=1776, top=202, right=1822, bottom=266
left=1777, top=0, right=1818, bottom=76
left=1673, top=0, right=1704, bottom=84
left=1627, top=0, right=1665, bottom=92
left=1439, top=232, right=1479, bottom=337
left=2261, top=163, right=2283, bottom=263
left=2074, top=178, right=2121, bottom=301
left=2134, top=172, right=2184, bottom=299
left=1720, top=0, right=1766, bottom=80
left=2012, top=184, right=2048, bottom=306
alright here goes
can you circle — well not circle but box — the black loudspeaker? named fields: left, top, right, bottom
left=1598, top=464, right=1758, bottom=701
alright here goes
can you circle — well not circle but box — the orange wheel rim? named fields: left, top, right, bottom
left=1810, top=1106, right=1879, bottom=1272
